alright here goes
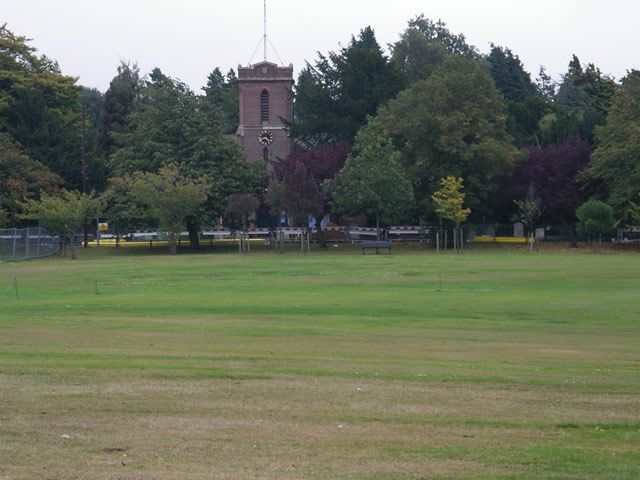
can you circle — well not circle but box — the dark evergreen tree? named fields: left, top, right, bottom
left=535, top=56, right=618, bottom=147
left=100, top=62, right=142, bottom=155
left=292, top=26, right=404, bottom=145
left=485, top=44, right=551, bottom=147
left=487, top=44, right=538, bottom=102
left=557, top=55, right=616, bottom=116
left=203, top=67, right=239, bottom=134
left=80, top=87, right=109, bottom=193
left=535, top=66, right=556, bottom=99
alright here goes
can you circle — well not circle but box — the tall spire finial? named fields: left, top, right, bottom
left=247, top=0, right=285, bottom=66
left=263, top=0, right=267, bottom=61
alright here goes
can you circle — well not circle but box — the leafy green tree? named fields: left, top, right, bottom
left=391, top=16, right=478, bottom=84
left=0, top=24, right=82, bottom=188
left=225, top=193, right=259, bottom=232
left=536, top=109, right=605, bottom=146
left=376, top=56, right=519, bottom=217
left=20, top=189, right=100, bottom=259
left=0, top=207, right=7, bottom=228
left=100, top=176, right=152, bottom=247
left=112, top=68, right=260, bottom=247
left=585, top=71, right=640, bottom=216
left=292, top=26, right=404, bottom=145
left=576, top=200, right=615, bottom=250
left=129, top=164, right=208, bottom=255
left=431, top=176, right=470, bottom=252
left=506, top=96, right=552, bottom=147
left=0, top=132, right=61, bottom=225
left=324, top=124, right=414, bottom=236
left=628, top=198, right=640, bottom=223
left=203, top=67, right=239, bottom=134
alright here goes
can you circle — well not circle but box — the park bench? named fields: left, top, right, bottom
left=360, top=240, right=392, bottom=255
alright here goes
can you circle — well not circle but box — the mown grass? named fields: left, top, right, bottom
left=0, top=245, right=639, bottom=479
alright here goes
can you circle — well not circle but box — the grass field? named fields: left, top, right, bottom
left=1, top=246, right=639, bottom=479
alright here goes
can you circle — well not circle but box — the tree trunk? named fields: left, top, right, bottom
left=529, top=232, right=534, bottom=253
left=376, top=213, right=380, bottom=240
left=168, top=231, right=177, bottom=255
left=70, top=233, right=77, bottom=260
left=316, top=221, right=326, bottom=248
left=186, top=217, right=200, bottom=250
left=453, top=227, right=457, bottom=253
left=569, top=226, right=577, bottom=247
left=83, top=223, right=89, bottom=248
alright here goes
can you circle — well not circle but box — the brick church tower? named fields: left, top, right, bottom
left=235, top=61, right=294, bottom=164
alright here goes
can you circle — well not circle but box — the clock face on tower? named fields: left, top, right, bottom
left=257, top=130, right=274, bottom=146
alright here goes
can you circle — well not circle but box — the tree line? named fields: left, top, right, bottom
left=1, top=17, right=639, bottom=253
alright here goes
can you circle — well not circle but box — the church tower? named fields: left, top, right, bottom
left=235, top=0, right=293, bottom=164
left=236, top=61, right=294, bottom=163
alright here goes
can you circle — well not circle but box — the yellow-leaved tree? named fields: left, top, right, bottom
left=431, top=176, right=471, bottom=253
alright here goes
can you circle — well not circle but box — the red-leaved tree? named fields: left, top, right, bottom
left=502, top=137, right=593, bottom=244
left=270, top=142, right=351, bottom=245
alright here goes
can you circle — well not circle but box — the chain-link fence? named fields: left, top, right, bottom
left=0, top=227, right=60, bottom=261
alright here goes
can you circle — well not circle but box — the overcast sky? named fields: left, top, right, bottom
left=3, top=0, right=638, bottom=92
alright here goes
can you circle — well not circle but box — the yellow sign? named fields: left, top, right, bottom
left=98, top=222, right=109, bottom=232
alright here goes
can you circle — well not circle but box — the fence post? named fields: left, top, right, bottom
left=11, top=228, right=18, bottom=261
left=36, top=227, right=41, bottom=257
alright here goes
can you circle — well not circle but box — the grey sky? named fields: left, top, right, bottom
left=3, top=0, right=638, bottom=92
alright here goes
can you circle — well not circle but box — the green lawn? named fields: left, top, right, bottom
left=1, top=246, right=639, bottom=479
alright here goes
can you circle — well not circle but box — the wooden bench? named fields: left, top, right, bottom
left=360, top=240, right=392, bottom=255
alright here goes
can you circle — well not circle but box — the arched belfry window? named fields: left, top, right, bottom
left=260, top=89, right=269, bottom=123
